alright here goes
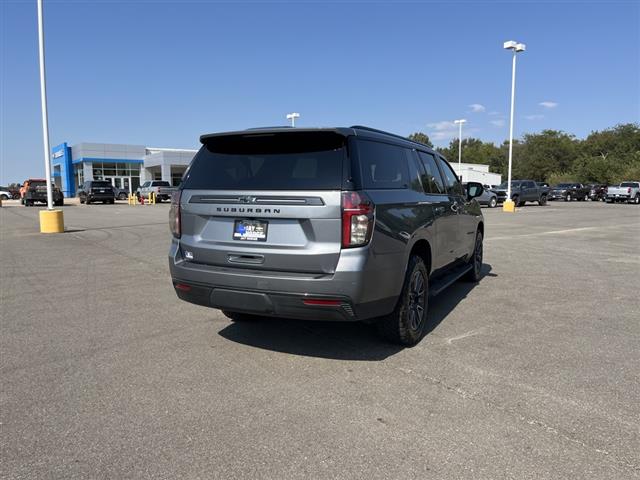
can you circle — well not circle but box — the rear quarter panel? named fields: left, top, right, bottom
left=363, top=189, right=437, bottom=301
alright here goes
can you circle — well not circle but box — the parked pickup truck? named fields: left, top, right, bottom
left=20, top=179, right=64, bottom=206
left=493, top=180, right=549, bottom=206
left=606, top=181, right=640, bottom=204
left=548, top=183, right=590, bottom=201
left=136, top=181, right=176, bottom=202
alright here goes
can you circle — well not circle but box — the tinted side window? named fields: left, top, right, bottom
left=437, top=156, right=463, bottom=195
left=417, top=151, right=445, bottom=194
left=357, top=140, right=410, bottom=190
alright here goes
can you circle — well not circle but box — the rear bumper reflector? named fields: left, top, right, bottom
left=302, top=298, right=342, bottom=306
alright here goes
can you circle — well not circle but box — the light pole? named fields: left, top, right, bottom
left=503, top=40, right=526, bottom=213
left=36, top=0, right=64, bottom=232
left=454, top=119, right=466, bottom=181
left=286, top=112, right=300, bottom=127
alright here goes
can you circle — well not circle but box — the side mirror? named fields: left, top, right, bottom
left=466, top=182, right=484, bottom=200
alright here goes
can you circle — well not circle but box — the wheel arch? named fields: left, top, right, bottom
left=408, top=238, right=432, bottom=276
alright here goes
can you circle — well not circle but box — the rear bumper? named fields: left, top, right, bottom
left=168, top=240, right=398, bottom=321
left=88, top=193, right=115, bottom=201
left=173, top=281, right=357, bottom=321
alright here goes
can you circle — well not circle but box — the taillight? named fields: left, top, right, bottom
left=169, top=190, right=181, bottom=238
left=341, top=191, right=374, bottom=248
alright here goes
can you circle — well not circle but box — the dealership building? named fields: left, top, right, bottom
left=452, top=162, right=502, bottom=186
left=52, top=142, right=198, bottom=197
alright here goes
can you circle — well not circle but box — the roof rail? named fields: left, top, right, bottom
left=350, top=125, right=417, bottom=144
left=245, top=126, right=293, bottom=130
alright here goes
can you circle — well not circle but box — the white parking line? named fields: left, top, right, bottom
left=487, top=226, right=600, bottom=241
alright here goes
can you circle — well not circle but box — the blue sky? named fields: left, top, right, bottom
left=1, top=0, right=639, bottom=184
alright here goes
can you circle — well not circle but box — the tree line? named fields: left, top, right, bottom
left=408, top=123, right=640, bottom=185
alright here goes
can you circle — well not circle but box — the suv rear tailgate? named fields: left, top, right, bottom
left=180, top=190, right=342, bottom=273
left=178, top=130, right=349, bottom=274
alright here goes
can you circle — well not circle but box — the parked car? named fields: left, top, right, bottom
left=493, top=180, right=548, bottom=206
left=606, top=181, right=640, bottom=204
left=587, top=184, right=607, bottom=201
left=0, top=188, right=12, bottom=201
left=169, top=126, right=486, bottom=346
left=548, top=183, right=590, bottom=201
left=20, top=179, right=64, bottom=206
left=113, top=186, right=130, bottom=200
left=136, top=181, right=175, bottom=202
left=77, top=180, right=116, bottom=204
left=468, top=184, right=498, bottom=208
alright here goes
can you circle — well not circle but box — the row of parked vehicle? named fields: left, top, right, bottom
left=77, top=180, right=176, bottom=204
left=474, top=181, right=640, bottom=207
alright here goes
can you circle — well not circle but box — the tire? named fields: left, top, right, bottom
left=222, top=310, right=261, bottom=322
left=376, top=255, right=429, bottom=347
left=583, top=194, right=589, bottom=201
left=632, top=194, right=640, bottom=205
left=463, top=231, right=483, bottom=282
left=54, top=199, right=63, bottom=207
left=79, top=197, right=85, bottom=204
left=512, top=195, right=519, bottom=207
left=565, top=193, right=572, bottom=202
left=538, top=195, right=548, bottom=206
left=0, top=194, right=8, bottom=201
left=118, top=193, right=127, bottom=200
left=488, top=196, right=497, bottom=208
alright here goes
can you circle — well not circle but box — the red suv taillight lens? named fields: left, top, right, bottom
left=169, top=190, right=181, bottom=238
left=341, top=191, right=374, bottom=248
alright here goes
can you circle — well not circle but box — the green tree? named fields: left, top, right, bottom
left=439, top=138, right=504, bottom=175
left=512, top=130, right=577, bottom=181
left=407, top=132, right=433, bottom=148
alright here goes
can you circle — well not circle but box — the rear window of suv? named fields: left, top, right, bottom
left=182, top=132, right=346, bottom=190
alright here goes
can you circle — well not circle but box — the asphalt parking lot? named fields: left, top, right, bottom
left=1, top=200, right=639, bottom=479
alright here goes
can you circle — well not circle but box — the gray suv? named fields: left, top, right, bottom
left=169, top=126, right=485, bottom=346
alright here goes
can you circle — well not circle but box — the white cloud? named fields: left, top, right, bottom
left=427, top=120, right=456, bottom=131
left=468, top=103, right=486, bottom=113
left=539, top=101, right=558, bottom=109
left=525, top=114, right=545, bottom=120
left=490, top=119, right=505, bottom=127
left=427, top=120, right=480, bottom=143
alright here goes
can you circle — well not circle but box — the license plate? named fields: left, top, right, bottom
left=233, top=219, right=268, bottom=242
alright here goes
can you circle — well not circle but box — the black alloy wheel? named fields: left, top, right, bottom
left=463, top=231, right=483, bottom=282
left=377, top=255, right=429, bottom=346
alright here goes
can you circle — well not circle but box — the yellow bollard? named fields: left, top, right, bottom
left=39, top=209, right=64, bottom=233
left=150, top=191, right=156, bottom=205
left=502, top=199, right=516, bottom=213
